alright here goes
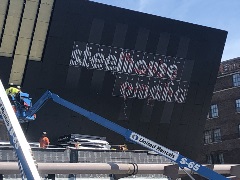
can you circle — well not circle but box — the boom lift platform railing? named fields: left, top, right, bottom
left=23, top=90, right=228, bottom=180
left=0, top=80, right=41, bottom=180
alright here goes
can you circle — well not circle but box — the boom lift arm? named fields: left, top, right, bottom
left=26, top=91, right=227, bottom=180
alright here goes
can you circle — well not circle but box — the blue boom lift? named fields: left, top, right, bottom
left=28, top=91, right=228, bottom=179
left=0, top=86, right=228, bottom=179
left=0, top=91, right=36, bottom=123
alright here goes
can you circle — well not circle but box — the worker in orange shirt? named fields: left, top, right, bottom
left=39, top=132, right=50, bottom=148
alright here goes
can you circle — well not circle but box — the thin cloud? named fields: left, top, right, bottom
left=90, top=0, right=240, bottom=61
left=138, top=0, right=147, bottom=12
left=224, top=38, right=240, bottom=60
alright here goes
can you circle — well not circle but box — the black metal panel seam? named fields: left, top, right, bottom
left=160, top=37, right=190, bottom=124
left=22, top=0, right=42, bottom=86
left=12, top=0, right=26, bottom=58
left=129, top=27, right=150, bottom=132
left=112, top=23, right=128, bottom=121
left=0, top=0, right=10, bottom=49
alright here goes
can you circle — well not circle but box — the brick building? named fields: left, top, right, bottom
left=199, top=57, right=240, bottom=164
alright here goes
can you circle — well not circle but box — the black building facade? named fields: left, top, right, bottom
left=0, top=0, right=227, bottom=159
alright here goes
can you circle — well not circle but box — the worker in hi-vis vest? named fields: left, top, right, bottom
left=5, top=83, right=21, bottom=102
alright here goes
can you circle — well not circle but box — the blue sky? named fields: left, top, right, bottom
left=90, top=0, right=240, bottom=61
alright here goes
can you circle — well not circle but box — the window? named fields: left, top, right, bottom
left=206, top=153, right=224, bottom=164
left=206, top=154, right=213, bottom=164
left=204, top=130, right=213, bottom=144
left=233, top=73, right=240, bottom=86
left=236, top=99, right=240, bottom=112
left=238, top=125, right=240, bottom=137
left=204, top=129, right=221, bottom=144
left=209, top=104, right=218, bottom=118
left=218, top=153, right=224, bottom=164
left=213, top=129, right=221, bottom=142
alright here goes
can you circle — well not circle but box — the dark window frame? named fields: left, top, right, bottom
left=207, top=152, right=224, bottom=164
left=238, top=124, right=240, bottom=137
left=204, top=130, right=213, bottom=144
left=236, top=99, right=240, bottom=112
left=213, top=128, right=221, bottom=142
left=209, top=104, right=218, bottom=118
left=206, top=154, right=213, bottom=164
left=218, top=153, right=224, bottom=164
left=204, top=128, right=221, bottom=144
left=233, top=73, right=240, bottom=86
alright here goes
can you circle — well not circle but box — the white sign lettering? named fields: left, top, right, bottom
left=69, top=42, right=189, bottom=103
left=0, top=102, right=20, bottom=149
left=130, top=132, right=179, bottom=161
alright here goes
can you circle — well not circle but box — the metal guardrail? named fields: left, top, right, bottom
left=0, top=162, right=239, bottom=179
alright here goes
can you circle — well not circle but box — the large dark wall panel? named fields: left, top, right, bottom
left=0, top=57, right=12, bottom=87
left=0, top=0, right=227, bottom=159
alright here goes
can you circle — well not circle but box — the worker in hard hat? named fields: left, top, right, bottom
left=119, top=144, right=128, bottom=151
left=75, top=141, right=81, bottom=149
left=39, top=132, right=50, bottom=148
left=5, top=83, right=21, bottom=103
left=6, top=83, right=21, bottom=96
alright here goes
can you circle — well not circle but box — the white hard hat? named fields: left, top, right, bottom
left=9, top=83, right=13, bottom=86
left=17, top=86, right=21, bottom=89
